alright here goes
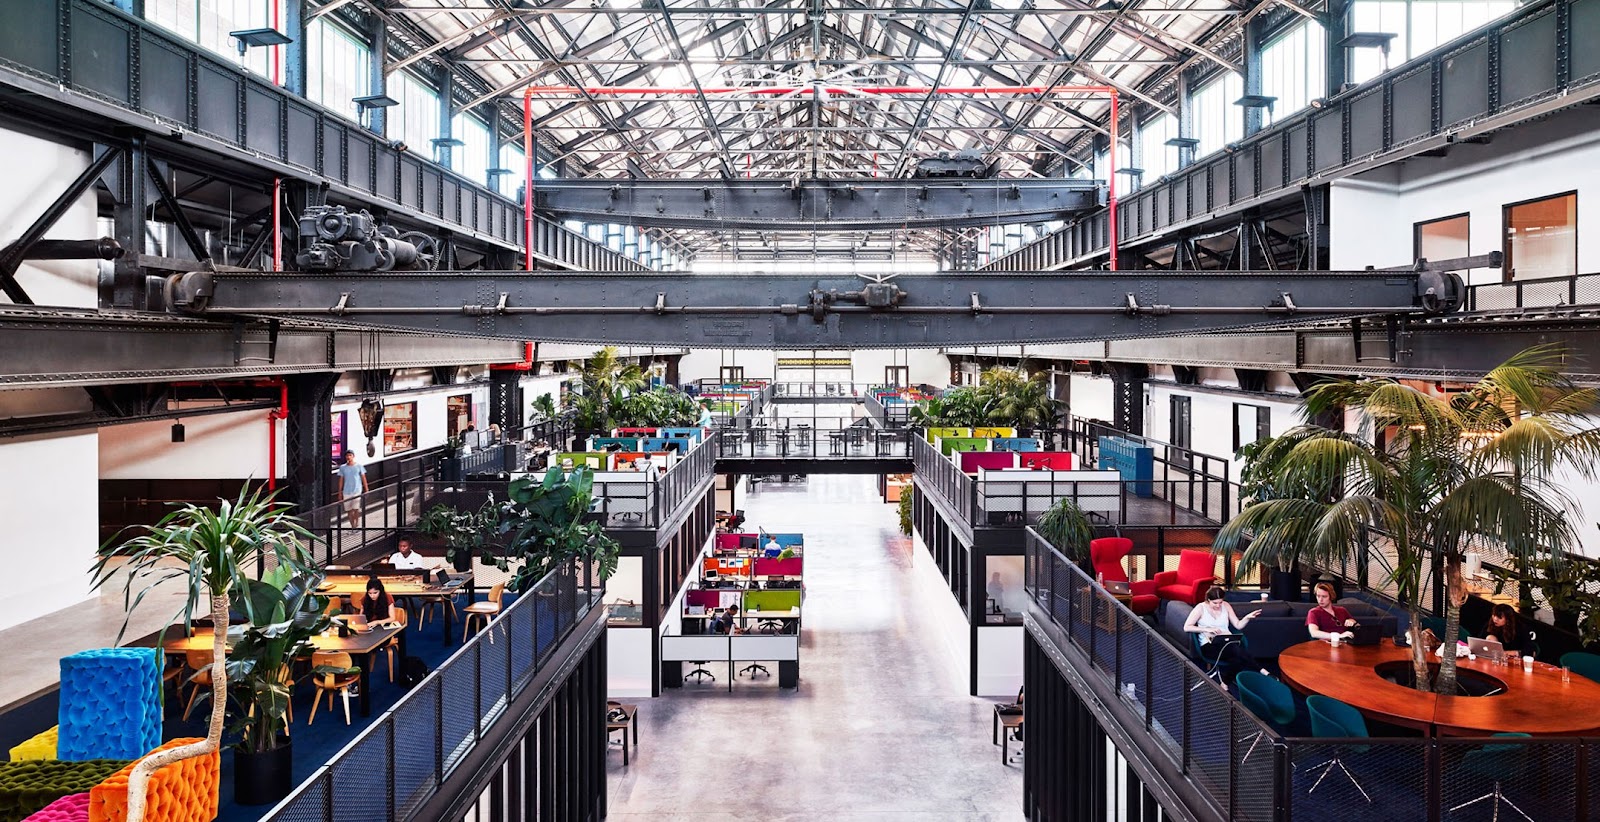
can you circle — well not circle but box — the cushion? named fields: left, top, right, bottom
left=9, top=729, right=57, bottom=763
left=1338, top=598, right=1380, bottom=616
left=1249, top=601, right=1293, bottom=618
left=20, top=792, right=88, bottom=822
left=57, top=651, right=161, bottom=762
left=0, top=761, right=127, bottom=822
left=87, top=739, right=218, bottom=822
left=1285, top=603, right=1317, bottom=618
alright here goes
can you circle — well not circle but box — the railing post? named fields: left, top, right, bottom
left=1426, top=739, right=1441, bottom=822
left=1274, top=743, right=1291, bottom=822
left=385, top=716, right=397, bottom=822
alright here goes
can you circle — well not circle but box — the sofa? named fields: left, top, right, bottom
left=1157, top=597, right=1400, bottom=661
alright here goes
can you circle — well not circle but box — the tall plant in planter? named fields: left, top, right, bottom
left=1222, top=429, right=1339, bottom=601
left=1218, top=346, right=1600, bottom=694
left=1036, top=498, right=1096, bottom=562
left=495, top=467, right=622, bottom=591
left=93, top=487, right=317, bottom=822
left=978, top=365, right=1059, bottom=431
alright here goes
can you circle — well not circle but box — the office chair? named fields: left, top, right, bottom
left=1235, top=671, right=1295, bottom=764
left=739, top=660, right=769, bottom=677
left=1305, top=696, right=1372, bottom=803
left=1447, top=733, right=1534, bottom=822
left=685, top=661, right=716, bottom=683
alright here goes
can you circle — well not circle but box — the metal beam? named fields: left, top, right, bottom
left=533, top=178, right=1100, bottom=230
left=172, top=268, right=1465, bottom=349
left=0, top=306, right=528, bottom=389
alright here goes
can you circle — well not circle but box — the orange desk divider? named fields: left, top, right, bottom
left=88, top=739, right=218, bottom=822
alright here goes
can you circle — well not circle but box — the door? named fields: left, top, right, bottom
left=1169, top=395, right=1192, bottom=470
left=884, top=365, right=909, bottom=388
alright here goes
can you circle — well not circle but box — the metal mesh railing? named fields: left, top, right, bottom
left=262, top=566, right=596, bottom=822
left=1464, top=271, right=1600, bottom=312
left=1025, top=528, right=1600, bottom=822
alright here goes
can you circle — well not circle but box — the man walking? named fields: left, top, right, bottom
left=338, top=450, right=368, bottom=527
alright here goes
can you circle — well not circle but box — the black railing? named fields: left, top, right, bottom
left=1067, top=417, right=1239, bottom=523
left=770, top=381, right=873, bottom=398
left=912, top=435, right=976, bottom=523
left=862, top=392, right=913, bottom=426
left=260, top=565, right=598, bottom=822
left=714, top=421, right=911, bottom=460
left=1023, top=529, right=1599, bottom=822
left=1464, top=272, right=1600, bottom=312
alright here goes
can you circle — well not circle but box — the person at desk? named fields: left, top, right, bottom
left=388, top=538, right=431, bottom=570
left=764, top=536, right=782, bottom=557
left=1306, top=582, right=1358, bottom=641
left=710, top=605, right=744, bottom=635
left=1184, top=586, right=1268, bottom=681
left=360, top=578, right=400, bottom=626
left=1483, top=603, right=1534, bottom=657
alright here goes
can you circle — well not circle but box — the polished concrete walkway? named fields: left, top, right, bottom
left=606, top=474, right=1024, bottom=820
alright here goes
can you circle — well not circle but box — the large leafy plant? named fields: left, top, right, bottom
left=612, top=387, right=700, bottom=428
left=420, top=499, right=501, bottom=567
left=495, top=468, right=622, bottom=591
left=94, top=487, right=316, bottom=822
left=225, top=567, right=330, bottom=754
left=1036, top=498, right=1096, bottom=561
left=909, top=366, right=1059, bottom=430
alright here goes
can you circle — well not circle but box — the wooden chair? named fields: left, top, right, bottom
left=418, top=591, right=458, bottom=629
left=462, top=583, right=506, bottom=643
left=307, top=651, right=359, bottom=726
left=181, top=649, right=214, bottom=722
left=380, top=608, right=408, bottom=682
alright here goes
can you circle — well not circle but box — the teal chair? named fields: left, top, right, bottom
left=1421, top=616, right=1469, bottom=643
left=1305, top=695, right=1372, bottom=803
left=1236, top=671, right=1295, bottom=763
left=1559, top=651, right=1600, bottom=683
left=1448, top=733, right=1533, bottom=822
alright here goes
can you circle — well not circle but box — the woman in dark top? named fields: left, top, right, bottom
left=1483, top=603, right=1533, bottom=657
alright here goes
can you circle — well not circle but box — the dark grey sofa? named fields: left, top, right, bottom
left=1156, top=597, right=1400, bottom=661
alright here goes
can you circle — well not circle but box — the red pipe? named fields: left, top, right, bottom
left=491, top=341, right=537, bottom=372
left=523, top=96, right=535, bottom=271
left=520, top=83, right=1120, bottom=270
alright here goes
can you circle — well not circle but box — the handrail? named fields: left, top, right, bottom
left=260, top=564, right=599, bottom=822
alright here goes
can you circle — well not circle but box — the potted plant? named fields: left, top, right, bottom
left=897, top=489, right=913, bottom=537
left=420, top=499, right=499, bottom=572
left=225, top=567, right=331, bottom=805
left=93, top=487, right=317, bottom=822
left=1216, top=345, right=1600, bottom=694
left=495, top=467, right=621, bottom=590
left=1223, top=431, right=1329, bottom=601
left=1036, top=498, right=1096, bottom=564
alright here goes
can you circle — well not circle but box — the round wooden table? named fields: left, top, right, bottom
left=1278, top=639, right=1600, bottom=736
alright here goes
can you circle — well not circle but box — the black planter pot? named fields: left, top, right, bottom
left=1269, top=569, right=1303, bottom=602
left=452, top=549, right=474, bottom=573
left=234, top=741, right=293, bottom=806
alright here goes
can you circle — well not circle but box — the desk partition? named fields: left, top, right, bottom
left=589, top=436, right=639, bottom=451
left=961, top=451, right=1018, bottom=473
left=730, top=635, right=799, bottom=661
left=660, top=634, right=799, bottom=690
left=553, top=452, right=610, bottom=471
left=1018, top=452, right=1076, bottom=470
left=925, top=427, right=973, bottom=442
left=743, top=589, right=802, bottom=612
left=939, top=436, right=991, bottom=456
left=752, top=557, right=802, bottom=577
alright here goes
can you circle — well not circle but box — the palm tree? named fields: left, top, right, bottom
left=93, top=487, right=317, bottom=822
left=576, top=347, right=647, bottom=430
left=1217, top=345, right=1600, bottom=693
left=981, top=366, right=1059, bottom=430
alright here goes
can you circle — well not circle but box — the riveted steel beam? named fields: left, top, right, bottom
left=533, top=178, right=1102, bottom=231
left=172, top=268, right=1464, bottom=350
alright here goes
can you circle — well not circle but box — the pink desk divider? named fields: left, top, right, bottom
left=753, top=557, right=803, bottom=577
left=685, top=589, right=722, bottom=608
left=1018, top=452, right=1076, bottom=470
left=716, top=533, right=753, bottom=551
left=959, top=451, right=1017, bottom=473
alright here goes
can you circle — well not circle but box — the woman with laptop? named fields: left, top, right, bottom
left=358, top=578, right=400, bottom=627
left=1184, top=586, right=1269, bottom=682
left=1482, top=603, right=1534, bottom=657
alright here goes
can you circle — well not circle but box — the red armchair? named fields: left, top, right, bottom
left=1089, top=537, right=1159, bottom=616
left=1153, top=549, right=1219, bottom=605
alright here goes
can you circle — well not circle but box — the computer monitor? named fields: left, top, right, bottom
left=739, top=535, right=758, bottom=550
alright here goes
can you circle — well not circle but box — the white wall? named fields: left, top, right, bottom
left=606, top=627, right=654, bottom=698
left=0, top=430, right=100, bottom=630
left=519, top=375, right=567, bottom=428
left=100, top=406, right=285, bottom=480
left=331, top=382, right=490, bottom=468
left=1143, top=383, right=1302, bottom=475
left=1550, top=414, right=1600, bottom=560
left=1067, top=374, right=1116, bottom=421
left=0, top=129, right=98, bottom=308
left=676, top=349, right=777, bottom=383
left=976, top=626, right=1024, bottom=698
left=1330, top=113, right=1600, bottom=284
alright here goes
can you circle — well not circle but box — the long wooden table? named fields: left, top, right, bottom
left=1278, top=639, right=1600, bottom=735
left=163, top=623, right=403, bottom=717
left=317, top=572, right=474, bottom=646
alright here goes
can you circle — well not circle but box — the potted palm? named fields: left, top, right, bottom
left=977, top=365, right=1060, bottom=432
left=1226, top=430, right=1332, bottom=601
left=94, top=487, right=317, bottom=822
left=226, top=567, right=330, bottom=805
left=1036, top=498, right=1096, bottom=563
left=1216, top=346, right=1600, bottom=693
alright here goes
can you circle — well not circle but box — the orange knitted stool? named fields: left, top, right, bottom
left=87, top=740, right=217, bottom=822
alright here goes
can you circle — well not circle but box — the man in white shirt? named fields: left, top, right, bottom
left=765, top=536, right=781, bottom=556
left=388, top=538, right=430, bottom=570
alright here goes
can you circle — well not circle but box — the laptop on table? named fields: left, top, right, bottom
left=1467, top=636, right=1506, bottom=663
left=1346, top=621, right=1385, bottom=646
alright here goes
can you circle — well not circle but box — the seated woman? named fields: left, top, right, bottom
left=1184, top=586, right=1268, bottom=682
left=1483, top=603, right=1534, bottom=657
left=360, top=577, right=399, bottom=627
left=1305, top=582, right=1357, bottom=641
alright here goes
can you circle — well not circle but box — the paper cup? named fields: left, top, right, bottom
left=1330, top=634, right=1341, bottom=647
left=1523, top=656, right=1535, bottom=673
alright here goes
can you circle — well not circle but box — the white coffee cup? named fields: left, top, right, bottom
left=1260, top=593, right=1269, bottom=601
left=1523, top=656, right=1535, bottom=673
left=1330, top=634, right=1341, bottom=647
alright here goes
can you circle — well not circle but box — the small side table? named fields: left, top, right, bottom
left=606, top=701, right=639, bottom=765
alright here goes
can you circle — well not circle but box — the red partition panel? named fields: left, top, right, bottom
left=753, top=557, right=803, bottom=577
left=1018, top=452, right=1076, bottom=470
left=960, top=451, right=1017, bottom=473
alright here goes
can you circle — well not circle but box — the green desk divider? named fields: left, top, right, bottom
left=925, top=427, right=972, bottom=443
left=553, top=452, right=608, bottom=470
left=939, top=436, right=991, bottom=456
left=743, top=589, right=802, bottom=612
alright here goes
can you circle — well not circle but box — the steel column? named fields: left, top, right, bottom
left=284, top=372, right=340, bottom=511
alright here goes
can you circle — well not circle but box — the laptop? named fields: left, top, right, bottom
left=1103, top=580, right=1131, bottom=596
left=1467, top=636, right=1506, bottom=663
left=1347, top=621, right=1385, bottom=646
left=343, top=614, right=373, bottom=633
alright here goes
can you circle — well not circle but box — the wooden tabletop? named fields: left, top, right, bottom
left=317, top=573, right=469, bottom=598
left=1277, top=639, right=1600, bottom=736
left=162, top=623, right=402, bottom=656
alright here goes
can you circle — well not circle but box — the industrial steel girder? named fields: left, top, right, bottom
left=167, top=268, right=1465, bottom=349
left=531, top=178, right=1102, bottom=230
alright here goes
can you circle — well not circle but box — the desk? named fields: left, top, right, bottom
left=318, top=573, right=474, bottom=645
left=163, top=624, right=402, bottom=717
left=1278, top=639, right=1600, bottom=735
left=993, top=706, right=1024, bottom=765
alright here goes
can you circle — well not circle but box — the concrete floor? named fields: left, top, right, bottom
left=605, top=474, right=1025, bottom=820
